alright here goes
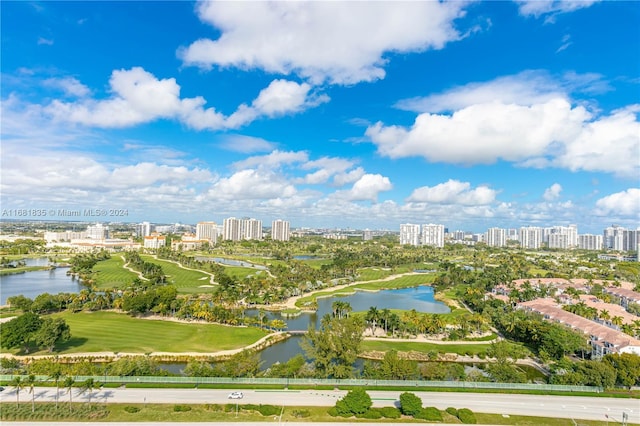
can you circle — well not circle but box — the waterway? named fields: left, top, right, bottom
left=0, top=260, right=82, bottom=305
left=0, top=259, right=449, bottom=372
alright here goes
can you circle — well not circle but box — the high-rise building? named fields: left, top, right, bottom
left=399, top=224, right=421, bottom=246
left=223, top=217, right=242, bottom=241
left=545, top=225, right=578, bottom=249
left=242, top=218, right=263, bottom=240
left=363, top=229, right=373, bottom=241
left=223, top=217, right=263, bottom=241
left=421, top=224, right=445, bottom=248
left=271, top=219, right=290, bottom=242
left=196, top=221, right=218, bottom=244
left=519, top=226, right=542, bottom=249
left=578, top=234, right=603, bottom=250
left=136, top=221, right=151, bottom=238
left=86, top=223, right=109, bottom=240
left=486, top=227, right=507, bottom=247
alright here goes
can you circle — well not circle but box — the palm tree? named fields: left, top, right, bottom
left=599, top=309, right=611, bottom=322
left=25, top=374, right=36, bottom=413
left=48, top=363, right=63, bottom=410
left=611, top=316, right=624, bottom=328
left=10, top=376, right=24, bottom=408
left=63, top=376, right=75, bottom=413
left=81, top=378, right=96, bottom=408
left=365, top=306, right=380, bottom=334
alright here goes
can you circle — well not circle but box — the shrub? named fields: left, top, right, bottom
left=224, top=404, right=235, bottom=412
left=256, top=405, right=279, bottom=416
left=379, top=406, right=401, bottom=419
left=399, top=392, right=422, bottom=416
left=327, top=407, right=338, bottom=417
left=458, top=408, right=477, bottom=424
left=291, top=409, right=310, bottom=418
left=335, top=388, right=372, bottom=416
left=446, top=407, right=458, bottom=416
left=415, top=406, right=442, bottom=421
left=356, top=409, right=382, bottom=419
left=173, top=404, right=192, bottom=412
left=124, top=406, right=140, bottom=413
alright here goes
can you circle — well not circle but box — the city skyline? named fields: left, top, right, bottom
left=1, top=1, right=639, bottom=234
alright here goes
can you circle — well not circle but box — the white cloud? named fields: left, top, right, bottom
left=595, top=188, right=640, bottom=217
left=217, top=134, right=276, bottom=153
left=334, top=173, right=393, bottom=202
left=368, top=73, right=638, bottom=177
left=407, top=180, right=497, bottom=205
left=552, top=105, right=640, bottom=177
left=180, top=1, right=466, bottom=84
left=208, top=169, right=297, bottom=201
left=368, top=98, right=589, bottom=164
left=37, top=37, right=53, bottom=45
left=515, top=0, right=601, bottom=20
left=43, top=67, right=324, bottom=130
left=226, top=79, right=329, bottom=128
left=232, top=150, right=308, bottom=171
left=298, top=157, right=358, bottom=185
left=543, top=183, right=562, bottom=201
left=43, top=77, right=90, bottom=97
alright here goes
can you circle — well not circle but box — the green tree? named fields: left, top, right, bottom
left=34, top=318, right=71, bottom=352
left=335, top=388, right=372, bottom=416
left=604, top=353, right=640, bottom=388
left=399, top=392, right=423, bottom=416
left=378, top=350, right=418, bottom=380
left=301, top=314, right=364, bottom=378
left=0, top=312, right=43, bottom=351
left=48, top=364, right=64, bottom=410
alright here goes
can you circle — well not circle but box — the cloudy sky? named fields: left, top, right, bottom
left=1, top=1, right=638, bottom=233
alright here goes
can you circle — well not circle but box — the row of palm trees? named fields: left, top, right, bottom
left=9, top=374, right=97, bottom=412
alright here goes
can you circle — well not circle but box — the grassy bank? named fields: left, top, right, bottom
left=3, top=311, right=268, bottom=356
left=92, top=255, right=139, bottom=288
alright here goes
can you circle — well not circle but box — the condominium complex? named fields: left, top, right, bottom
left=271, top=219, right=290, bottom=242
left=485, top=227, right=507, bottom=247
left=196, top=221, right=218, bottom=244
left=223, top=217, right=263, bottom=241
left=519, top=226, right=543, bottom=249
left=400, top=223, right=444, bottom=248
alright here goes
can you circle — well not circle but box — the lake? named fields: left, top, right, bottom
left=0, top=266, right=83, bottom=305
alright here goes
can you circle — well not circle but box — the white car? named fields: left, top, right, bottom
left=228, top=391, right=243, bottom=399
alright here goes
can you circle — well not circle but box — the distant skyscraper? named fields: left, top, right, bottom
left=519, top=226, right=542, bottom=249
left=271, top=219, right=290, bottom=241
left=400, top=224, right=421, bottom=246
left=363, top=229, right=373, bottom=241
left=486, top=227, right=507, bottom=247
left=578, top=234, right=603, bottom=250
left=223, top=217, right=242, bottom=241
left=421, top=224, right=445, bottom=248
left=196, top=221, right=218, bottom=244
left=603, top=225, right=626, bottom=251
left=136, top=221, right=151, bottom=238
left=86, top=223, right=108, bottom=240
left=242, top=218, right=263, bottom=240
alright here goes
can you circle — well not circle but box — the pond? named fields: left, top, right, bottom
left=0, top=265, right=82, bottom=305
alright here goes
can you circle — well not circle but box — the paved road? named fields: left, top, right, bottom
left=1, top=387, right=638, bottom=423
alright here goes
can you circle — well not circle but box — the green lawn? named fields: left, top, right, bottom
left=31, top=311, right=269, bottom=355
left=140, top=255, right=212, bottom=292
left=296, top=274, right=437, bottom=306
left=361, top=339, right=491, bottom=356
left=92, top=255, right=139, bottom=288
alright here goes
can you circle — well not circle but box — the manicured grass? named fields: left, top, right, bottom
left=139, top=255, right=212, bottom=292
left=361, top=339, right=491, bottom=356
left=92, top=255, right=139, bottom=288
left=22, top=311, right=269, bottom=355
left=223, top=265, right=261, bottom=280
left=0, top=265, right=49, bottom=275
left=296, top=274, right=437, bottom=306
left=0, top=403, right=618, bottom=425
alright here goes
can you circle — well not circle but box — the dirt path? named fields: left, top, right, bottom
left=149, top=255, right=216, bottom=285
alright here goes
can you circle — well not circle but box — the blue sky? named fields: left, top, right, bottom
left=1, top=0, right=639, bottom=233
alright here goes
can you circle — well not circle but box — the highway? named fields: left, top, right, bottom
left=1, top=386, right=638, bottom=423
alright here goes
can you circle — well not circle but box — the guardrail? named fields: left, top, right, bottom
left=0, top=374, right=603, bottom=393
